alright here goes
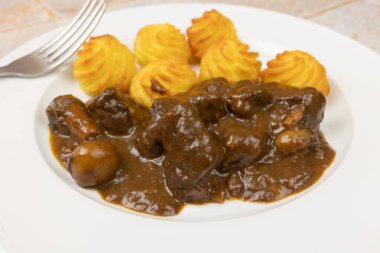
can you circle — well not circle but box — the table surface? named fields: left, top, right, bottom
left=0, top=0, right=379, bottom=59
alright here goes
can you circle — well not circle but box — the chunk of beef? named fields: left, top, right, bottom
left=138, top=98, right=224, bottom=202
left=222, top=81, right=325, bottom=129
left=179, top=78, right=230, bottom=125
left=213, top=117, right=268, bottom=172
left=263, top=83, right=326, bottom=128
left=87, top=88, right=133, bottom=135
left=224, top=80, right=272, bottom=117
left=46, top=95, right=102, bottom=142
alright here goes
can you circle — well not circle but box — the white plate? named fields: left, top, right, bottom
left=1, top=3, right=380, bottom=253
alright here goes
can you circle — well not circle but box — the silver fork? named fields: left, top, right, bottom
left=0, top=0, right=107, bottom=78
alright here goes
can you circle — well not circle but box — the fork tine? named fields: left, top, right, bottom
left=39, top=0, right=94, bottom=53
left=49, top=2, right=107, bottom=69
left=42, top=0, right=99, bottom=56
left=49, top=0, right=106, bottom=62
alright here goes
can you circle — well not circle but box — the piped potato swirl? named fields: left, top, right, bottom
left=261, top=50, right=330, bottom=95
left=73, top=35, right=137, bottom=96
left=134, top=23, right=193, bottom=66
left=187, top=10, right=238, bottom=59
left=130, top=61, right=197, bottom=108
left=200, top=40, right=262, bottom=83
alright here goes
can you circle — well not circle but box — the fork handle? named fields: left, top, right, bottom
left=0, top=64, right=15, bottom=77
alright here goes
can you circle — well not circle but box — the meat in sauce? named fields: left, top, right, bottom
left=47, top=79, right=335, bottom=216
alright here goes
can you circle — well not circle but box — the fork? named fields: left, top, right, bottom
left=0, top=0, right=107, bottom=78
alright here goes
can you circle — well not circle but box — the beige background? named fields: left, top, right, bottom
left=0, top=0, right=379, bottom=59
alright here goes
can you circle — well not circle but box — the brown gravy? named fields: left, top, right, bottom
left=48, top=78, right=335, bottom=216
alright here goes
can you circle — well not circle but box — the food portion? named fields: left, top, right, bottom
left=87, top=88, right=133, bottom=135
left=129, top=61, right=197, bottom=108
left=54, top=9, right=335, bottom=216
left=73, top=35, right=137, bottom=95
left=261, top=50, right=330, bottom=95
left=200, top=40, right=261, bottom=82
left=46, top=95, right=102, bottom=143
left=71, top=10, right=330, bottom=102
left=187, top=9, right=238, bottom=58
left=134, top=23, right=193, bottom=66
left=137, top=97, right=224, bottom=202
left=68, top=141, right=121, bottom=187
left=48, top=78, right=335, bottom=216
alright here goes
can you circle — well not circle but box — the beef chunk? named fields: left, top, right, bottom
left=223, top=81, right=325, bottom=129
left=46, top=95, right=102, bottom=142
left=138, top=98, right=224, bottom=201
left=87, top=88, right=133, bottom=135
left=213, top=117, right=268, bottom=172
left=180, top=78, right=231, bottom=125
left=224, top=80, right=272, bottom=117
left=263, top=83, right=326, bottom=129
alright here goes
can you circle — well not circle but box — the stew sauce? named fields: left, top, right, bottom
left=48, top=78, right=335, bottom=216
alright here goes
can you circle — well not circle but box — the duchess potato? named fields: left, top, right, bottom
left=187, top=10, right=238, bottom=59
left=261, top=50, right=330, bottom=95
left=134, top=23, right=193, bottom=66
left=130, top=61, right=197, bottom=108
left=200, top=40, right=262, bottom=83
left=73, top=35, right=137, bottom=95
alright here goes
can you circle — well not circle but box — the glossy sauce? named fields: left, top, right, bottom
left=48, top=79, right=335, bottom=216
